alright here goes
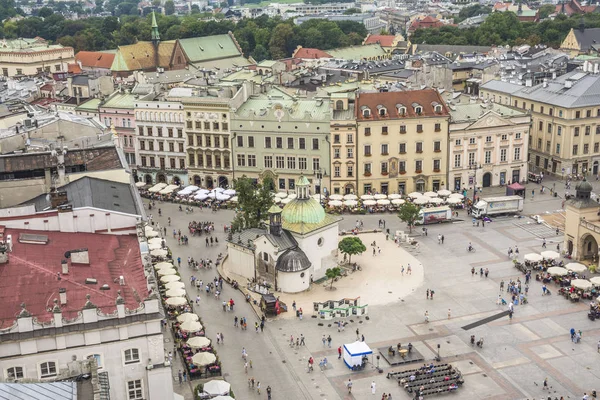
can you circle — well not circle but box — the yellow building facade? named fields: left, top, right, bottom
left=0, top=38, right=74, bottom=77
left=331, top=94, right=358, bottom=195
left=355, top=89, right=450, bottom=195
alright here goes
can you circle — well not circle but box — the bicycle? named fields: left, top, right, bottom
left=467, top=246, right=476, bottom=253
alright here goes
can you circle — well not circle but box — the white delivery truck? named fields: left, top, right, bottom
left=417, top=206, right=453, bottom=225
left=472, top=196, right=524, bottom=218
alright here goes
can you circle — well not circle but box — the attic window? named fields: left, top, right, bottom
left=397, top=104, right=406, bottom=116
left=434, top=105, right=442, bottom=113
left=413, top=103, right=423, bottom=114
left=377, top=105, right=387, bottom=116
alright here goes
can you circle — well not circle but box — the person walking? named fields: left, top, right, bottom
left=441, top=235, right=444, bottom=244
left=338, top=346, right=342, bottom=359
left=426, top=289, right=430, bottom=299
left=407, top=264, right=412, bottom=275
left=371, top=380, right=376, bottom=395
left=447, top=309, right=451, bottom=319
left=327, top=335, right=332, bottom=348
left=177, top=370, right=182, bottom=385
left=347, top=379, right=353, bottom=394
left=266, top=386, right=272, bottom=400
left=424, top=311, right=429, bottom=323
left=542, top=238, right=546, bottom=248
left=300, top=334, right=305, bottom=345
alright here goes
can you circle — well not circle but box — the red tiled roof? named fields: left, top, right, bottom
left=75, top=51, right=116, bottom=69
left=0, top=228, right=148, bottom=329
left=364, top=34, right=396, bottom=47
left=356, top=89, right=449, bottom=121
left=40, top=83, right=54, bottom=91
left=68, top=63, right=83, bottom=74
left=292, top=47, right=332, bottom=59
left=409, top=16, right=444, bottom=31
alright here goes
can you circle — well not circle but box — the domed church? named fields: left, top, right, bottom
left=226, top=176, right=341, bottom=293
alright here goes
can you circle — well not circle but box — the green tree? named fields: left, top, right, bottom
left=268, top=23, right=293, bottom=59
left=231, top=176, right=274, bottom=232
left=539, top=4, right=556, bottom=20
left=337, top=236, right=366, bottom=264
left=325, top=267, right=342, bottom=290
left=191, top=4, right=199, bottom=13
left=37, top=6, right=53, bottom=18
left=398, top=202, right=420, bottom=233
left=164, top=0, right=174, bottom=15
left=250, top=44, right=269, bottom=61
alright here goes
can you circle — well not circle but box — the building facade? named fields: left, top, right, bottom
left=0, top=38, right=75, bottom=77
left=134, top=101, right=188, bottom=185
left=448, top=103, right=531, bottom=192
left=230, top=84, right=331, bottom=194
left=481, top=66, right=600, bottom=178
left=99, top=92, right=137, bottom=166
left=356, top=89, right=450, bottom=195
left=330, top=94, right=358, bottom=195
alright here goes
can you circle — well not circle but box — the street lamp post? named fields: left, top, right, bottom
left=315, top=168, right=323, bottom=204
left=470, top=164, right=482, bottom=204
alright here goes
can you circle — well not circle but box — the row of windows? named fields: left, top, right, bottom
left=139, top=141, right=185, bottom=153
left=236, top=155, right=321, bottom=171
left=519, top=100, right=600, bottom=119
left=104, top=117, right=132, bottom=128
left=188, top=135, right=229, bottom=148
left=452, top=148, right=521, bottom=168
left=2, top=65, right=61, bottom=76
left=536, top=139, right=600, bottom=155
left=363, top=123, right=440, bottom=136
left=188, top=153, right=230, bottom=169
left=138, top=126, right=184, bottom=138
left=537, top=120, right=600, bottom=136
left=454, top=133, right=521, bottom=146
left=135, top=111, right=183, bottom=123
left=363, top=141, right=442, bottom=156
left=236, top=136, right=321, bottom=151
left=360, top=103, right=443, bottom=118
left=186, top=121, right=228, bottom=131
left=333, top=133, right=354, bottom=144
left=140, top=156, right=186, bottom=170
left=359, top=160, right=441, bottom=175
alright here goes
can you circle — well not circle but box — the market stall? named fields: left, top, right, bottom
left=343, top=341, right=372, bottom=370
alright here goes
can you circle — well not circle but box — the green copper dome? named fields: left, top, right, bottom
left=281, top=198, right=326, bottom=224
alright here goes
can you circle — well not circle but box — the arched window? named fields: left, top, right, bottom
left=335, top=100, right=344, bottom=110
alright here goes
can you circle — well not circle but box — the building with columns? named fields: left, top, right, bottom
left=134, top=100, right=188, bottom=185
left=448, top=103, right=530, bottom=192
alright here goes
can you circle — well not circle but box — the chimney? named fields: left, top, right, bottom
left=62, top=259, right=69, bottom=274
left=119, top=275, right=125, bottom=285
left=50, top=190, right=68, bottom=208
left=542, top=78, right=548, bottom=88
left=59, top=288, right=67, bottom=305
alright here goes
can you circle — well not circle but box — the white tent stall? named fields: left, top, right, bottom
left=343, top=341, right=372, bottom=369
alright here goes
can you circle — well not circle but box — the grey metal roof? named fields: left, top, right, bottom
left=513, top=70, right=600, bottom=108
left=480, top=79, right=523, bottom=94
left=0, top=382, right=77, bottom=400
left=71, top=75, right=90, bottom=86
left=573, top=28, right=600, bottom=52
left=276, top=248, right=311, bottom=272
left=25, top=177, right=141, bottom=215
left=449, top=103, right=528, bottom=122
left=228, top=227, right=297, bottom=251
left=414, top=44, right=493, bottom=56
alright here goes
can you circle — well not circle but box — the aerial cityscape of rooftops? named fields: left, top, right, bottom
left=3, top=0, right=600, bottom=399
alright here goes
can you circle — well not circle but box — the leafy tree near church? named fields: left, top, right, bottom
left=338, top=236, right=366, bottom=264
left=398, top=202, right=420, bottom=233
left=325, top=267, right=342, bottom=290
left=231, top=176, right=274, bottom=232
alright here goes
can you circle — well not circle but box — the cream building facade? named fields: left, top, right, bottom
left=481, top=66, right=600, bottom=178
left=448, top=103, right=531, bottom=191
left=356, top=89, right=450, bottom=195
left=167, top=92, right=232, bottom=189
left=0, top=38, right=74, bottom=77
left=564, top=179, right=599, bottom=260
left=331, top=93, right=358, bottom=195
left=134, top=100, right=188, bottom=185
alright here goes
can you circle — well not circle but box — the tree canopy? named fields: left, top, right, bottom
left=325, top=267, right=342, bottom=290
left=397, top=202, right=420, bottom=233
left=338, top=236, right=366, bottom=264
left=231, top=176, right=274, bottom=232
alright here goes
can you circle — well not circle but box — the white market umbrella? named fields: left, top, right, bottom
left=165, top=296, right=187, bottom=306
left=148, top=242, right=162, bottom=250
left=329, top=194, right=343, bottom=200
left=391, top=199, right=405, bottom=205
left=157, top=268, right=177, bottom=276
left=343, top=200, right=358, bottom=207
left=413, top=197, right=429, bottom=205
left=154, top=261, right=173, bottom=270
left=212, top=396, right=234, bottom=400
left=160, top=275, right=181, bottom=283
left=151, top=249, right=168, bottom=257
left=424, top=191, right=438, bottom=197
left=187, top=336, right=211, bottom=349
left=589, top=276, right=600, bottom=285
left=363, top=200, right=376, bottom=206
left=216, top=193, right=230, bottom=201
left=541, top=250, right=560, bottom=260
left=145, top=226, right=158, bottom=237
left=203, top=380, right=231, bottom=396
left=449, top=193, right=464, bottom=199
left=229, top=196, right=238, bottom=202
left=408, top=192, right=422, bottom=199
left=565, top=262, right=587, bottom=273
left=224, top=189, right=236, bottom=196
left=274, top=197, right=281, bottom=204
left=276, top=192, right=288, bottom=198
left=180, top=320, right=203, bottom=333
left=377, top=199, right=391, bottom=205
left=374, top=194, right=387, bottom=200
left=446, top=197, right=462, bottom=204
left=571, top=279, right=592, bottom=290
left=148, top=183, right=167, bottom=193
left=547, top=266, right=569, bottom=276
left=159, top=188, right=174, bottom=195
left=343, top=194, right=358, bottom=200
left=437, top=189, right=452, bottom=197
left=430, top=198, right=444, bottom=204
left=388, top=194, right=402, bottom=199
left=328, top=200, right=343, bottom=207
left=148, top=237, right=163, bottom=246
left=177, top=313, right=199, bottom=323
left=165, top=281, right=186, bottom=290
left=524, top=253, right=543, bottom=262
left=360, top=194, right=374, bottom=200
left=195, top=193, right=209, bottom=201
left=166, top=288, right=187, bottom=297
left=191, top=352, right=216, bottom=366
left=135, top=181, right=146, bottom=188
left=281, top=198, right=292, bottom=204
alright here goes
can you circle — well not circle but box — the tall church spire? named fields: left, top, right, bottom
left=151, top=11, right=160, bottom=44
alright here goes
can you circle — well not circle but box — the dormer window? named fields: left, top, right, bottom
left=361, top=106, right=371, bottom=118
left=396, top=104, right=406, bottom=116
left=412, top=103, right=422, bottom=114
left=432, top=102, right=442, bottom=113
left=377, top=105, right=387, bottom=117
